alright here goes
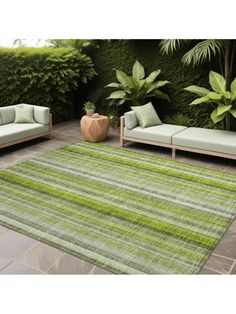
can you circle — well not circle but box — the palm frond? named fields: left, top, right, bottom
left=182, top=40, right=226, bottom=66
left=160, top=39, right=191, bottom=55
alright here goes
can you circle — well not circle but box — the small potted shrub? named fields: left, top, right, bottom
left=83, top=101, right=96, bottom=116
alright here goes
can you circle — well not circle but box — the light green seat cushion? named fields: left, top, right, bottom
left=14, top=104, right=35, bottom=123
left=131, top=102, right=162, bottom=128
left=0, top=123, right=49, bottom=144
left=172, top=127, right=236, bottom=155
left=124, top=111, right=138, bottom=130
left=124, top=124, right=187, bottom=144
left=0, top=106, right=15, bottom=125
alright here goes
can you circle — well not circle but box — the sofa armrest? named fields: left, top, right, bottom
left=34, top=106, right=50, bottom=125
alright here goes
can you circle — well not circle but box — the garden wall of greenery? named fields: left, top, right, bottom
left=85, top=40, right=224, bottom=128
left=0, top=47, right=95, bottom=122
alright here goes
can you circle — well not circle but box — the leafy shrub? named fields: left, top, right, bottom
left=163, top=113, right=194, bottom=127
left=0, top=47, right=96, bottom=122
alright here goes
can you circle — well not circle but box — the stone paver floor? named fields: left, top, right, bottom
left=0, top=120, right=236, bottom=274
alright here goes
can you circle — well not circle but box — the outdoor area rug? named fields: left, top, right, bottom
left=0, top=141, right=236, bottom=274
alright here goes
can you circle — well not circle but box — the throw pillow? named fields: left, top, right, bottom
left=14, top=105, right=35, bottom=123
left=124, top=111, right=138, bottom=129
left=131, top=102, right=162, bottom=128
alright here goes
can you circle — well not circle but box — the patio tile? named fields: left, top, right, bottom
left=0, top=230, right=36, bottom=258
left=47, top=253, right=94, bottom=274
left=0, top=261, right=42, bottom=274
left=199, top=267, right=221, bottom=274
left=89, top=266, right=113, bottom=274
left=0, top=225, right=8, bottom=236
left=213, top=231, right=236, bottom=260
left=18, top=242, right=64, bottom=272
left=229, top=219, right=236, bottom=232
left=0, top=256, right=12, bottom=271
left=230, top=262, right=236, bottom=274
left=203, top=254, right=234, bottom=274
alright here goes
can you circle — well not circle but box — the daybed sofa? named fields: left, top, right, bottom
left=0, top=104, right=52, bottom=149
left=120, top=112, right=236, bottom=160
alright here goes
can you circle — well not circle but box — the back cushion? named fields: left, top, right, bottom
left=0, top=106, right=15, bottom=125
left=124, top=111, right=138, bottom=130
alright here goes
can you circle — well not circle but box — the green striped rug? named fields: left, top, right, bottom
left=0, top=141, right=236, bottom=274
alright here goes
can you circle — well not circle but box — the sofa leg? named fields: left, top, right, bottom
left=120, top=138, right=125, bottom=147
left=172, top=148, right=176, bottom=160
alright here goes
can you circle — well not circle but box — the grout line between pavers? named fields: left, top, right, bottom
left=45, top=253, right=66, bottom=274
left=228, top=260, right=236, bottom=274
left=202, top=266, right=222, bottom=275
left=211, top=253, right=236, bottom=262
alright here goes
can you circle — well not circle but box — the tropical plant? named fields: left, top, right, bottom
left=160, top=39, right=236, bottom=88
left=164, top=113, right=194, bottom=127
left=105, top=60, right=170, bottom=107
left=83, top=101, right=96, bottom=110
left=184, top=70, right=236, bottom=130
left=47, top=39, right=98, bottom=51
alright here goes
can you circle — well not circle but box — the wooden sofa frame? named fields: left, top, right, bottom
left=0, top=114, right=52, bottom=149
left=120, top=116, right=236, bottom=161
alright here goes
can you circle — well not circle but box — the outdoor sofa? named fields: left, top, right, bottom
left=0, top=104, right=52, bottom=149
left=120, top=112, right=236, bottom=160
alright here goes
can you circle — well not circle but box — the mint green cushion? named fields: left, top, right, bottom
left=124, top=124, right=187, bottom=144
left=131, top=102, right=162, bottom=128
left=172, top=127, right=236, bottom=155
left=0, top=123, right=49, bottom=144
left=14, top=105, right=35, bottom=123
left=124, top=111, right=138, bottom=130
left=0, top=106, right=15, bottom=125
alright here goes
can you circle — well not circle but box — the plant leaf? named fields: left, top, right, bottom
left=208, top=92, right=222, bottom=100
left=216, top=103, right=232, bottom=116
left=107, top=90, right=126, bottom=99
left=190, top=96, right=209, bottom=105
left=230, top=78, right=236, bottom=93
left=222, top=91, right=231, bottom=99
left=229, top=108, right=236, bottom=118
left=209, top=70, right=226, bottom=93
left=145, top=69, right=161, bottom=83
left=148, top=90, right=170, bottom=102
left=231, top=92, right=236, bottom=102
left=132, top=60, right=145, bottom=80
left=211, top=109, right=226, bottom=123
left=115, top=70, right=129, bottom=86
left=147, top=81, right=170, bottom=93
left=105, top=82, right=121, bottom=88
left=184, top=85, right=210, bottom=96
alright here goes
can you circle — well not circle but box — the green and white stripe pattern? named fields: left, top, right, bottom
left=0, top=141, right=236, bottom=274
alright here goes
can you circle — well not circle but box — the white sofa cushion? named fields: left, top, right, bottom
left=0, top=106, right=15, bottom=125
left=0, top=123, right=49, bottom=144
left=124, top=124, right=187, bottom=144
left=172, top=127, right=236, bottom=155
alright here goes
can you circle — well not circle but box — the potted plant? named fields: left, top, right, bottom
left=83, top=101, right=96, bottom=116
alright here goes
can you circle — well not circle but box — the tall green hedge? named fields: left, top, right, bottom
left=0, top=47, right=96, bottom=122
left=85, top=40, right=221, bottom=128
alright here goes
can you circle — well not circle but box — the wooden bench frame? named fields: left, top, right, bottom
left=0, top=114, right=52, bottom=149
left=120, top=116, right=236, bottom=161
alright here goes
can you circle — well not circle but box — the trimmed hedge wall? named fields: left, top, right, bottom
left=0, top=47, right=96, bottom=122
left=85, top=40, right=221, bottom=128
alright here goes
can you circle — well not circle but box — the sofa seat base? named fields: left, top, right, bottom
left=0, top=123, right=50, bottom=146
left=124, top=124, right=187, bottom=145
left=172, top=127, right=236, bottom=156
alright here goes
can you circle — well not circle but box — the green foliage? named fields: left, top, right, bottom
left=164, top=113, right=194, bottom=127
left=0, top=47, right=96, bottom=122
left=47, top=39, right=99, bottom=53
left=184, top=71, right=236, bottom=130
left=106, top=60, right=170, bottom=107
left=83, top=101, right=96, bottom=110
left=84, top=40, right=217, bottom=127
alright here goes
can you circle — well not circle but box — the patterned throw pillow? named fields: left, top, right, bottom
left=14, top=105, right=35, bottom=123
left=131, top=102, right=162, bottom=128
